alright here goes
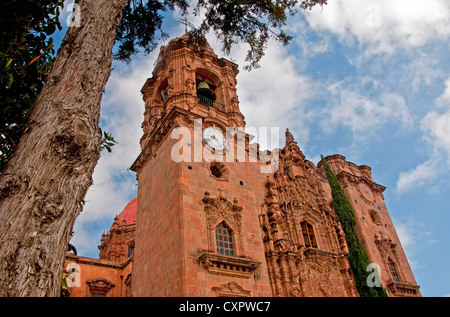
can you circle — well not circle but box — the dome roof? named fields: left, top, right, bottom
left=114, top=197, right=137, bottom=226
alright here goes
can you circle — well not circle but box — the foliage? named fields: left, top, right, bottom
left=190, top=0, right=327, bottom=71
left=114, top=0, right=169, bottom=62
left=0, top=0, right=64, bottom=171
left=321, top=155, right=388, bottom=297
left=100, top=131, right=118, bottom=153
left=114, top=0, right=327, bottom=70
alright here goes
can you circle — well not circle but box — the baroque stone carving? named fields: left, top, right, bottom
left=259, top=131, right=357, bottom=297
left=375, top=233, right=399, bottom=262
left=387, top=281, right=420, bottom=297
left=212, top=282, right=251, bottom=297
left=86, top=277, right=114, bottom=296
left=185, top=78, right=195, bottom=94
left=202, top=190, right=243, bottom=246
left=200, top=191, right=261, bottom=278
left=199, top=252, right=260, bottom=279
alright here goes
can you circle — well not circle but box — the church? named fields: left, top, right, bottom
left=63, top=34, right=420, bottom=297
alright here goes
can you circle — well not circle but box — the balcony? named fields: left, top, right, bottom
left=387, top=281, right=420, bottom=297
left=197, top=94, right=226, bottom=112
left=199, top=252, right=261, bottom=279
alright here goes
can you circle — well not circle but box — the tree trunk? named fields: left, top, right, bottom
left=0, top=0, right=128, bottom=296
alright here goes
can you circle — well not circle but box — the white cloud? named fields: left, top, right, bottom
left=284, top=15, right=331, bottom=64
left=232, top=41, right=312, bottom=141
left=409, top=53, right=443, bottom=93
left=397, top=76, right=450, bottom=193
left=392, top=218, right=435, bottom=270
left=293, top=0, right=450, bottom=195
left=422, top=111, right=450, bottom=157
left=395, top=220, right=414, bottom=249
left=436, top=77, right=450, bottom=108
left=394, top=220, right=417, bottom=269
left=321, top=80, right=412, bottom=135
left=306, top=0, right=450, bottom=55
left=397, top=161, right=437, bottom=193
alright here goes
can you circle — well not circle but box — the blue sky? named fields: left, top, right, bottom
left=56, top=1, right=450, bottom=297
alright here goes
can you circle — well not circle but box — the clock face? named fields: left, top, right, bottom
left=203, top=127, right=226, bottom=151
left=358, top=183, right=374, bottom=202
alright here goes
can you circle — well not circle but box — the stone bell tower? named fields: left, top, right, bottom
left=130, top=34, right=273, bottom=297
left=137, top=34, right=245, bottom=145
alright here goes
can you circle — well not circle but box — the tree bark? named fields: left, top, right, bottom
left=0, top=0, right=128, bottom=296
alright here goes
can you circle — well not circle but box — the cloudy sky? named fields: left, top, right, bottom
left=57, top=0, right=450, bottom=297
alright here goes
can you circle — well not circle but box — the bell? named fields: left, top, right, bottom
left=197, top=81, right=210, bottom=91
left=197, top=81, right=216, bottom=101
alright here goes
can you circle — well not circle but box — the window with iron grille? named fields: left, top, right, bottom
left=216, top=222, right=235, bottom=256
left=388, top=257, right=401, bottom=282
left=300, top=221, right=318, bottom=248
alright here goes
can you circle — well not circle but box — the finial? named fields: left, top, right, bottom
left=285, top=128, right=295, bottom=146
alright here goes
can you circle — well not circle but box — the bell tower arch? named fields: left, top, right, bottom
left=130, top=34, right=271, bottom=297
left=138, top=34, right=244, bottom=149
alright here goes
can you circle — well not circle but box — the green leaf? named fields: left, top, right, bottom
left=5, top=73, right=13, bottom=88
left=5, top=58, right=13, bottom=70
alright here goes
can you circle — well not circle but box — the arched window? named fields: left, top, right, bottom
left=197, top=79, right=217, bottom=105
left=125, top=274, right=132, bottom=297
left=128, top=244, right=134, bottom=258
left=216, top=222, right=235, bottom=256
left=300, top=221, right=318, bottom=248
left=388, top=257, right=401, bottom=282
left=195, top=70, right=226, bottom=111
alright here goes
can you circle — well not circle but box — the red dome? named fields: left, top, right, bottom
left=116, top=197, right=137, bottom=226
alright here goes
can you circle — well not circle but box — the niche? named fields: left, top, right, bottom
left=369, top=209, right=382, bottom=226
left=210, top=162, right=228, bottom=180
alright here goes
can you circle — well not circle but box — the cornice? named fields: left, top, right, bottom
left=65, top=253, right=133, bottom=270
left=336, top=170, right=386, bottom=193
left=130, top=107, right=198, bottom=173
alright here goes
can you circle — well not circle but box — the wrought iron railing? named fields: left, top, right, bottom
left=198, top=94, right=226, bottom=112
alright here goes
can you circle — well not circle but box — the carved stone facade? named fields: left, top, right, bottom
left=258, top=138, right=359, bottom=297
left=64, top=34, right=420, bottom=297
